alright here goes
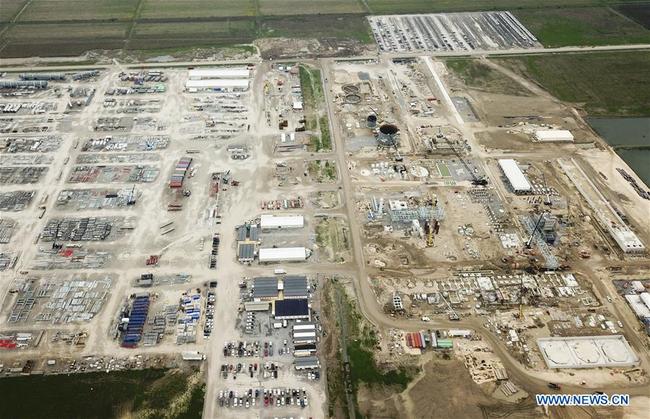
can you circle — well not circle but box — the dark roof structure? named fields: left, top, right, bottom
left=275, top=298, right=309, bottom=318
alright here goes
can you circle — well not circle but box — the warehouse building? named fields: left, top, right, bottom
left=188, top=68, right=250, bottom=80
left=185, top=79, right=249, bottom=92
left=274, top=298, right=310, bottom=320
left=238, top=242, right=256, bottom=263
left=282, top=275, right=309, bottom=299
left=244, top=301, right=271, bottom=312
left=294, top=356, right=320, bottom=370
left=625, top=294, right=650, bottom=319
left=498, top=159, right=532, bottom=194
left=293, top=343, right=317, bottom=357
left=534, top=129, right=574, bottom=142
left=293, top=331, right=317, bottom=344
left=611, top=226, right=645, bottom=254
left=260, top=214, right=304, bottom=230
left=252, top=277, right=279, bottom=300
left=259, top=247, right=310, bottom=263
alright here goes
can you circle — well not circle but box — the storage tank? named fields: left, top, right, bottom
left=377, top=124, right=399, bottom=147
left=367, top=114, right=377, bottom=129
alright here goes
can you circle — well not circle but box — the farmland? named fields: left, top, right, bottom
left=260, top=14, right=371, bottom=42
left=17, top=0, right=139, bottom=22
left=1, top=1, right=650, bottom=58
left=0, top=0, right=27, bottom=22
left=618, top=3, right=650, bottom=29
left=259, top=0, right=365, bottom=15
left=365, top=0, right=627, bottom=14
left=514, top=7, right=650, bottom=47
left=445, top=59, right=531, bottom=96
left=496, top=51, right=650, bottom=116
left=140, top=0, right=256, bottom=19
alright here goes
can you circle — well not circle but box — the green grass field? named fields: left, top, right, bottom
left=6, top=22, right=128, bottom=40
left=515, top=7, right=650, bottom=47
left=2, top=0, right=650, bottom=57
left=496, top=51, right=650, bottom=116
left=259, top=0, right=364, bottom=15
left=445, top=58, right=531, bottom=96
left=140, top=0, right=255, bottom=19
left=0, top=369, right=204, bottom=419
left=18, top=0, right=139, bottom=21
left=261, top=14, right=371, bottom=42
left=366, top=0, right=614, bottom=14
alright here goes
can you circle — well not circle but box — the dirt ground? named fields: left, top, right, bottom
left=356, top=354, right=545, bottom=419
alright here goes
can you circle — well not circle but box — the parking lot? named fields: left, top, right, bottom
left=368, top=12, right=540, bottom=53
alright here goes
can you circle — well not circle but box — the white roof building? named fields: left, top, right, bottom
left=260, top=214, right=304, bottom=230
left=188, top=68, right=250, bottom=79
left=631, top=281, right=645, bottom=293
left=610, top=226, right=645, bottom=254
left=498, top=159, right=532, bottom=193
left=259, top=247, right=309, bottom=263
left=625, top=294, right=650, bottom=318
left=537, top=335, right=639, bottom=369
left=185, top=79, right=249, bottom=91
left=534, top=129, right=574, bottom=142
left=640, top=292, right=650, bottom=310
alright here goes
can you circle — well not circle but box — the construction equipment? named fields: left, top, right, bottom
left=439, top=293, right=459, bottom=320
left=452, top=142, right=487, bottom=186
left=426, top=192, right=438, bottom=247
left=127, top=185, right=137, bottom=205
left=525, top=211, right=547, bottom=249
left=369, top=107, right=402, bottom=162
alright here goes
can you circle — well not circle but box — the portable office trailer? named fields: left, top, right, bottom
left=293, top=331, right=316, bottom=339
left=292, top=324, right=316, bottom=332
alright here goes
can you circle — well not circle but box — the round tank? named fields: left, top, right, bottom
left=377, top=124, right=399, bottom=147
left=367, top=114, right=377, bottom=129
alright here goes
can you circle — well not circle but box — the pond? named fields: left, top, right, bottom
left=588, top=117, right=650, bottom=187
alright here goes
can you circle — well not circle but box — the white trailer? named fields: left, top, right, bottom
left=293, top=324, right=316, bottom=332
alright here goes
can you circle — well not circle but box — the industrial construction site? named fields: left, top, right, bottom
left=1, top=5, right=650, bottom=419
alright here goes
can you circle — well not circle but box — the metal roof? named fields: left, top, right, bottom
left=498, top=159, right=532, bottom=192
left=244, top=301, right=271, bottom=311
left=253, top=277, right=279, bottom=298
left=236, top=226, right=247, bottom=241
left=535, top=129, right=574, bottom=142
left=238, top=242, right=255, bottom=260
left=250, top=225, right=259, bottom=241
left=260, top=214, right=304, bottom=229
left=185, top=79, right=249, bottom=89
left=188, top=68, right=250, bottom=79
left=283, top=275, right=309, bottom=297
left=294, top=356, right=320, bottom=367
left=275, top=298, right=309, bottom=318
left=259, top=247, right=307, bottom=262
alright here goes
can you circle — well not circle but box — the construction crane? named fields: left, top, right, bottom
left=525, top=211, right=547, bottom=249
left=518, top=275, right=525, bottom=319
left=452, top=142, right=487, bottom=186
left=439, top=292, right=459, bottom=320
left=541, top=171, right=552, bottom=206
left=127, top=185, right=136, bottom=205
left=426, top=192, right=438, bottom=247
